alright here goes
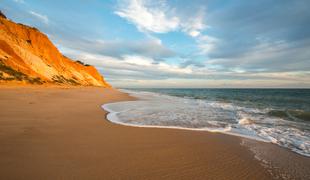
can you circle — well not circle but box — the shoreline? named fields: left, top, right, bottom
left=102, top=97, right=310, bottom=179
left=0, top=86, right=309, bottom=179
left=102, top=91, right=310, bottom=158
left=102, top=102, right=271, bottom=142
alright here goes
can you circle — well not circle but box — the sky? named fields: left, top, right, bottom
left=1, top=0, right=310, bottom=88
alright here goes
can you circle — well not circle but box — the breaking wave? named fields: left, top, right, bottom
left=102, top=89, right=310, bottom=157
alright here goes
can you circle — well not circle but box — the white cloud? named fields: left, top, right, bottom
left=59, top=45, right=310, bottom=88
left=197, top=35, right=219, bottom=55
left=181, top=9, right=207, bottom=37
left=115, top=0, right=207, bottom=37
left=207, top=40, right=310, bottom=72
left=56, top=36, right=174, bottom=59
left=80, top=53, right=194, bottom=76
left=29, top=11, right=48, bottom=24
left=115, top=0, right=179, bottom=33
left=122, top=55, right=153, bottom=66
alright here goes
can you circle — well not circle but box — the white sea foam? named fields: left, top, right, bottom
left=238, top=117, right=254, bottom=125
left=102, top=89, right=310, bottom=157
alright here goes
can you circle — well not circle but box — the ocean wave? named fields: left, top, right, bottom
left=268, top=110, right=310, bottom=122
left=102, top=89, right=310, bottom=157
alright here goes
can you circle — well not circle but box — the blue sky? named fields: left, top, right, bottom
left=1, top=0, right=310, bottom=88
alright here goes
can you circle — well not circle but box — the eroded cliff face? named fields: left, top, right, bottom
left=0, top=12, right=111, bottom=87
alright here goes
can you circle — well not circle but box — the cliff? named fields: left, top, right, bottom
left=0, top=11, right=111, bottom=87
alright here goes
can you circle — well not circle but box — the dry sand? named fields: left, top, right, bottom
left=0, top=86, right=289, bottom=179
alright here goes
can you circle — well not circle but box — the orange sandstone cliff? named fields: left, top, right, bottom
left=0, top=11, right=111, bottom=87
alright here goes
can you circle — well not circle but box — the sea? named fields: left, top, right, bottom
left=103, top=88, right=310, bottom=157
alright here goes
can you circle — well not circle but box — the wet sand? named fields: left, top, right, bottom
left=0, top=86, right=306, bottom=179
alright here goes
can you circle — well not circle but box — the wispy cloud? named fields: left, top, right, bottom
left=29, top=11, right=48, bottom=24
left=115, top=0, right=179, bottom=33
left=181, top=8, right=207, bottom=37
left=207, top=39, right=310, bottom=73
left=60, top=46, right=310, bottom=88
left=56, top=36, right=175, bottom=60
left=115, top=0, right=207, bottom=37
left=197, top=35, right=219, bottom=55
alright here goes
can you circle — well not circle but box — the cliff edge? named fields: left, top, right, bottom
left=0, top=11, right=111, bottom=87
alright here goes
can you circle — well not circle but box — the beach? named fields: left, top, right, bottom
left=0, top=86, right=309, bottom=179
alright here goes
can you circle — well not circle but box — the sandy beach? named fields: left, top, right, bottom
left=0, top=86, right=309, bottom=180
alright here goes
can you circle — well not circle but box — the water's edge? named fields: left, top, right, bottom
left=102, top=102, right=271, bottom=141
left=102, top=101, right=310, bottom=179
